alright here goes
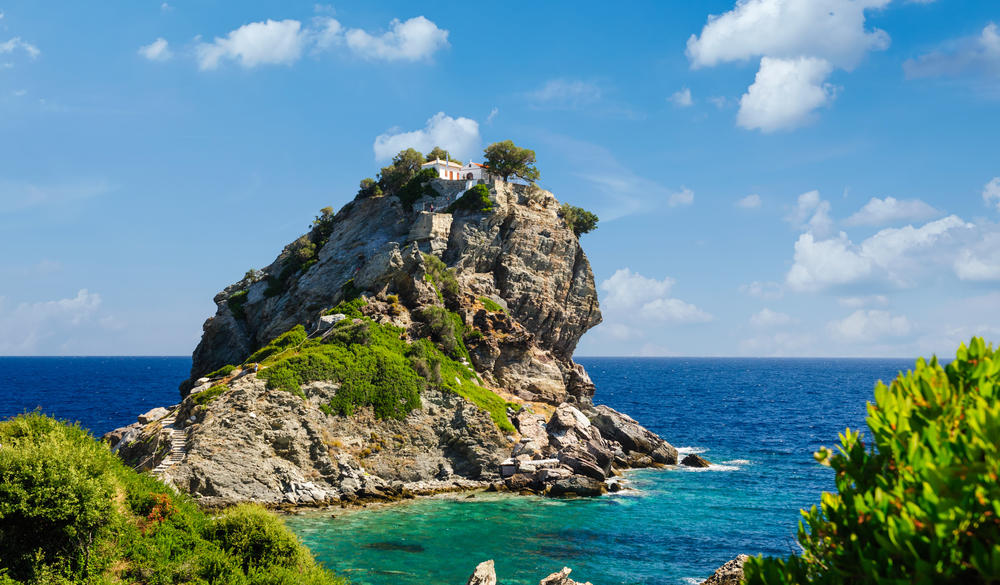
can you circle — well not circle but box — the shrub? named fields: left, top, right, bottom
left=205, top=505, right=305, bottom=574
left=207, top=364, right=237, bottom=378
left=228, top=290, right=249, bottom=320
left=447, top=184, right=493, bottom=214
left=559, top=203, right=599, bottom=237
left=415, top=306, right=469, bottom=362
left=192, top=384, right=227, bottom=406
left=377, top=148, right=425, bottom=195
left=745, top=337, right=1000, bottom=585
left=396, top=167, right=439, bottom=210
left=422, top=253, right=459, bottom=305
left=479, top=296, right=506, bottom=314
left=245, top=325, right=307, bottom=364
left=322, top=296, right=366, bottom=319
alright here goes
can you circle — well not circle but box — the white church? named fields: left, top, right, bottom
left=420, top=157, right=493, bottom=186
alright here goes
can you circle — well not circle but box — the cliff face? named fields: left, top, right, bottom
left=110, top=179, right=678, bottom=506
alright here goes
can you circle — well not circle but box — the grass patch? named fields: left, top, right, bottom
left=0, top=413, right=345, bottom=585
left=192, top=384, right=228, bottom=406
left=245, top=325, right=308, bottom=365
left=322, top=296, right=366, bottom=319
left=207, top=364, right=237, bottom=378
left=479, top=296, right=506, bottom=314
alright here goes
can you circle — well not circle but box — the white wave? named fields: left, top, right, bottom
left=675, top=446, right=708, bottom=455
left=721, top=459, right=752, bottom=465
left=676, top=463, right=741, bottom=472
left=681, top=578, right=702, bottom=585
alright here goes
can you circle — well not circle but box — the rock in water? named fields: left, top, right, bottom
left=681, top=453, right=711, bottom=468
left=540, top=567, right=593, bottom=585
left=700, top=554, right=749, bottom=585
left=466, top=560, right=497, bottom=585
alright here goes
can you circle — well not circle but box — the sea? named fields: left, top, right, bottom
left=0, top=356, right=915, bottom=585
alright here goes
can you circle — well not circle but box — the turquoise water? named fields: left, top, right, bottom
left=285, top=357, right=914, bottom=585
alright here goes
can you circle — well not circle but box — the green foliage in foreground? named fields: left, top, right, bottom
left=558, top=203, right=599, bottom=237
left=447, top=184, right=493, bottom=214
left=745, top=337, right=1000, bottom=585
left=0, top=413, right=344, bottom=585
left=255, top=315, right=514, bottom=431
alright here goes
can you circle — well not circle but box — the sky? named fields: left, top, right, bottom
left=0, top=0, right=998, bottom=358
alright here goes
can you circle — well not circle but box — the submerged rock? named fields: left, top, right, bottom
left=681, top=453, right=711, bottom=468
left=700, top=554, right=749, bottom=585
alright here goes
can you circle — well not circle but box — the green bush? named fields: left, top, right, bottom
left=745, top=337, right=1000, bottom=585
left=322, top=296, right=367, bottom=319
left=245, top=325, right=308, bottom=364
left=396, top=167, right=439, bottom=210
left=377, top=148, right=425, bottom=195
left=479, top=296, right=506, bottom=314
left=447, top=184, right=493, bottom=214
left=228, top=290, right=249, bottom=320
left=192, top=384, right=228, bottom=406
left=0, top=414, right=345, bottom=585
left=207, top=364, right=237, bottom=378
left=559, top=203, right=599, bottom=237
left=422, top=253, right=459, bottom=305
left=414, top=306, right=470, bottom=362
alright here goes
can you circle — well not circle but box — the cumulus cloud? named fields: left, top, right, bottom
left=373, top=112, right=480, bottom=161
left=786, top=215, right=973, bottom=291
left=0, top=37, right=40, bottom=59
left=844, top=196, right=940, bottom=227
left=739, top=280, right=784, bottom=299
left=686, top=0, right=890, bottom=69
left=600, top=268, right=713, bottom=324
left=786, top=190, right=833, bottom=236
left=837, top=295, right=888, bottom=308
left=750, top=308, right=795, bottom=328
left=138, top=38, right=172, bottom=62
left=0, top=290, right=102, bottom=354
left=668, top=87, right=693, bottom=107
left=737, top=57, right=835, bottom=132
left=526, top=79, right=603, bottom=109
left=904, top=22, right=1000, bottom=80
left=668, top=187, right=695, bottom=207
left=737, top=194, right=761, bottom=208
left=955, top=231, right=1000, bottom=281
left=687, top=0, right=889, bottom=132
left=197, top=19, right=305, bottom=69
left=344, top=16, right=449, bottom=61
left=983, top=177, right=1000, bottom=211
left=828, top=309, right=912, bottom=342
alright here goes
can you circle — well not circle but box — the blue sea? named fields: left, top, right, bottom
left=0, top=356, right=915, bottom=585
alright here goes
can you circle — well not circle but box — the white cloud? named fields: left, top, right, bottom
left=955, top=231, right=1000, bottom=281
left=0, top=290, right=102, bottom=354
left=0, top=37, right=40, bottom=59
left=160, top=2, right=172, bottom=11
left=739, top=331, right=816, bottom=356
left=837, top=295, right=888, bottom=308
left=904, top=22, right=1000, bottom=80
left=844, top=196, right=940, bottom=226
left=739, top=280, right=784, bottom=299
left=669, top=87, right=693, bottom=107
left=311, top=17, right=344, bottom=51
left=686, top=0, right=891, bottom=70
left=786, top=190, right=833, bottom=236
left=709, top=96, right=731, bottom=109
left=373, top=112, right=480, bottom=161
left=197, top=19, right=305, bottom=70
left=786, top=215, right=973, bottom=291
left=737, top=57, right=835, bottom=132
left=828, top=309, right=912, bottom=342
left=138, top=38, right=172, bottom=62
left=526, top=79, right=602, bottom=109
left=668, top=187, right=695, bottom=207
left=750, top=308, right=794, bottom=328
left=486, top=107, right=498, bottom=124
left=344, top=16, right=448, bottom=62
left=737, top=194, right=761, bottom=208
left=983, top=177, right=1000, bottom=211
left=600, top=268, right=712, bottom=324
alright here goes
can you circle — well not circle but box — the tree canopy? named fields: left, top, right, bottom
left=425, top=146, right=451, bottom=162
left=483, top=140, right=539, bottom=183
left=559, top=203, right=599, bottom=236
left=377, top=148, right=425, bottom=194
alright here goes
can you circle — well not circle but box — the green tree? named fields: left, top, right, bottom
left=425, top=146, right=451, bottom=162
left=483, top=140, right=539, bottom=183
left=356, top=177, right=382, bottom=200
left=745, top=337, right=1000, bottom=585
left=559, top=203, right=599, bottom=236
left=378, top=148, right=425, bottom=195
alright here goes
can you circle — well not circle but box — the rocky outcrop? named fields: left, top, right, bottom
left=681, top=453, right=711, bottom=468
left=700, top=555, right=749, bottom=585
left=108, top=178, right=677, bottom=504
left=465, top=561, right=593, bottom=585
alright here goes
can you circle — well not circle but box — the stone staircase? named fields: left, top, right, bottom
left=151, top=413, right=187, bottom=476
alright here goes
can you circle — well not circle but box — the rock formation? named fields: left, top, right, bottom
left=700, top=555, right=749, bottom=585
left=465, top=561, right=593, bottom=585
left=106, top=179, right=677, bottom=506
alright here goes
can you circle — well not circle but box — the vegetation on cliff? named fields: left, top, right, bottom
left=483, top=140, right=539, bottom=183
left=745, top=337, right=1000, bottom=585
left=0, top=413, right=344, bottom=585
left=559, top=203, right=599, bottom=237
left=447, top=184, right=493, bottom=214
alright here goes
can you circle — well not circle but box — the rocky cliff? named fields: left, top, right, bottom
left=108, top=179, right=681, bottom=506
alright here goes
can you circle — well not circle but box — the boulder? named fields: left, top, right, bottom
left=547, top=476, right=606, bottom=498
left=466, top=560, right=497, bottom=585
left=700, top=554, right=749, bottom=585
left=557, top=445, right=609, bottom=481
left=138, top=407, right=169, bottom=425
left=539, top=567, right=593, bottom=585
left=681, top=453, right=711, bottom=468
left=315, top=313, right=346, bottom=333
left=587, top=405, right=677, bottom=464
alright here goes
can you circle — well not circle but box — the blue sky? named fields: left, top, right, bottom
left=1, top=0, right=998, bottom=357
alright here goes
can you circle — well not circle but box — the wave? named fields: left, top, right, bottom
left=721, top=459, right=752, bottom=465
left=675, top=446, right=708, bottom=455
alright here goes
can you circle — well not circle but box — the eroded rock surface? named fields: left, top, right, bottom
left=700, top=555, right=749, bottom=585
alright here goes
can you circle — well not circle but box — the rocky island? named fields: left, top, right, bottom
left=106, top=146, right=684, bottom=508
